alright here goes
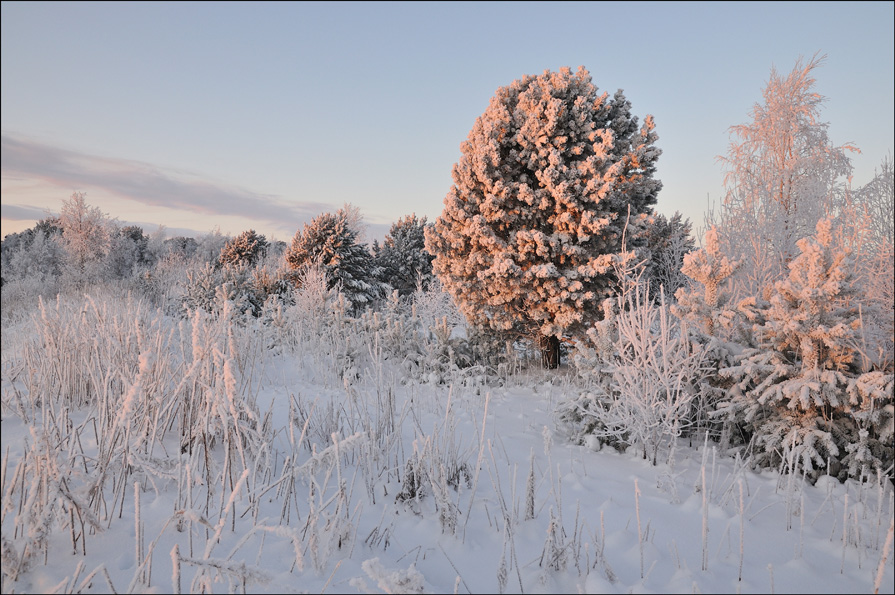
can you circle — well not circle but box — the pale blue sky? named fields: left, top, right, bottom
left=2, top=1, right=893, bottom=242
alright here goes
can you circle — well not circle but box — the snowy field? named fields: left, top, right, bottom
left=1, top=289, right=893, bottom=594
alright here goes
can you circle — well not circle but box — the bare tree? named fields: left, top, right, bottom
left=853, top=154, right=894, bottom=253
left=714, top=53, right=858, bottom=298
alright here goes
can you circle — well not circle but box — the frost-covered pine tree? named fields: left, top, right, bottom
left=425, top=66, right=662, bottom=368
left=720, top=217, right=871, bottom=480
left=163, top=236, right=199, bottom=260
left=285, top=206, right=381, bottom=313
left=374, top=214, right=435, bottom=297
left=219, top=229, right=269, bottom=268
left=107, top=225, right=150, bottom=280
left=182, top=259, right=272, bottom=317
left=642, top=211, right=695, bottom=301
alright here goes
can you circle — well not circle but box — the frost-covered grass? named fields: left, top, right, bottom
left=1, top=289, right=893, bottom=594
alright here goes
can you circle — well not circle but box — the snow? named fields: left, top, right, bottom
left=1, top=291, right=892, bottom=594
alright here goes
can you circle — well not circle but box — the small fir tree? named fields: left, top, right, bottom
left=720, top=217, right=874, bottom=480
left=673, top=226, right=743, bottom=338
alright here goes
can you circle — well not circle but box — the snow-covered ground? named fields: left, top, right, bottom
left=1, top=291, right=892, bottom=594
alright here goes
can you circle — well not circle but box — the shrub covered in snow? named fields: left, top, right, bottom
left=562, top=283, right=710, bottom=463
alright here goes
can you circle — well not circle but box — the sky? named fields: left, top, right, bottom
left=2, top=1, right=893, bottom=243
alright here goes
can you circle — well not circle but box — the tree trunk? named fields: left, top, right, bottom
left=539, top=334, right=560, bottom=369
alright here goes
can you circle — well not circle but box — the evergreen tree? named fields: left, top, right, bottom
left=107, top=225, right=150, bottom=279
left=673, top=226, right=743, bottom=338
left=671, top=225, right=756, bottom=449
left=719, top=217, right=876, bottom=480
left=219, top=229, right=269, bottom=268
left=642, top=211, right=695, bottom=301
left=375, top=214, right=435, bottom=297
left=0, top=219, right=64, bottom=286
left=285, top=206, right=381, bottom=313
left=34, top=216, right=62, bottom=237
left=181, top=260, right=268, bottom=317
left=163, top=236, right=199, bottom=260
left=425, top=66, right=662, bottom=368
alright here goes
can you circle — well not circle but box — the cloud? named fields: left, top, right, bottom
left=0, top=203, right=54, bottom=222
left=0, top=200, right=242, bottom=240
left=1, top=133, right=333, bottom=235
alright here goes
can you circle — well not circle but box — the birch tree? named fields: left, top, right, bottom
left=714, top=53, right=858, bottom=299
left=58, top=191, right=113, bottom=287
